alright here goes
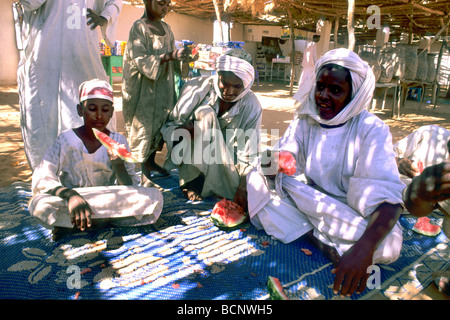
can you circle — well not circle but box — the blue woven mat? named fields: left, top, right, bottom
left=0, top=173, right=448, bottom=300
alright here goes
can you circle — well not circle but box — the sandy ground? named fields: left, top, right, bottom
left=0, top=80, right=449, bottom=300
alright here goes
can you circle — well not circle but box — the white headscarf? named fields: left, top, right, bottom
left=79, top=78, right=114, bottom=103
left=213, top=53, right=255, bottom=103
left=294, top=48, right=375, bottom=126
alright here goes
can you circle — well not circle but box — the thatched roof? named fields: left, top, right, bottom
left=125, top=1, right=450, bottom=43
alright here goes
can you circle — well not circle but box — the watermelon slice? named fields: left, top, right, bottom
left=267, top=276, right=289, bottom=300
left=417, top=160, right=424, bottom=174
left=191, top=44, right=200, bottom=56
left=278, top=151, right=296, bottom=176
left=412, top=217, right=441, bottom=237
left=210, top=198, right=247, bottom=228
left=92, top=128, right=138, bottom=163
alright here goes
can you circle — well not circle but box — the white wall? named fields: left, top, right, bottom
left=0, top=3, right=245, bottom=85
left=0, top=0, right=21, bottom=85
left=116, top=5, right=218, bottom=44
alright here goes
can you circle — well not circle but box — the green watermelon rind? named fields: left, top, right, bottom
left=267, top=276, right=289, bottom=300
left=210, top=214, right=247, bottom=229
left=412, top=217, right=441, bottom=237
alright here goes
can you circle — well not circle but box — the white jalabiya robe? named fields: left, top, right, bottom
left=29, top=130, right=163, bottom=229
left=161, top=76, right=262, bottom=200
left=394, top=125, right=450, bottom=184
left=247, top=110, right=405, bottom=264
left=17, top=0, right=122, bottom=170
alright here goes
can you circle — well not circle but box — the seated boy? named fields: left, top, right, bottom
left=28, top=79, right=163, bottom=241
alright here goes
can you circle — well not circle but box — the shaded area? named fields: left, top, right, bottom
left=0, top=174, right=448, bottom=300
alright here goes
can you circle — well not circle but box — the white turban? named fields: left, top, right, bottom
left=213, top=53, right=255, bottom=103
left=294, top=48, right=375, bottom=126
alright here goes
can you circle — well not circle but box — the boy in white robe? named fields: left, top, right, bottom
left=28, top=79, right=163, bottom=241
left=246, top=48, right=405, bottom=297
left=17, top=0, right=122, bottom=171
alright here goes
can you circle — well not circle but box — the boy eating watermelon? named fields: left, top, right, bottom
left=28, top=79, right=163, bottom=241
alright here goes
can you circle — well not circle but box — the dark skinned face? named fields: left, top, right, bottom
left=77, top=98, right=114, bottom=132
left=218, top=71, right=244, bottom=102
left=314, top=67, right=352, bottom=120
left=145, top=0, right=170, bottom=20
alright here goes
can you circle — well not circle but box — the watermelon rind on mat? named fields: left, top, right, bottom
left=412, top=217, right=441, bottom=237
left=267, top=276, right=289, bottom=300
left=210, top=198, right=248, bottom=228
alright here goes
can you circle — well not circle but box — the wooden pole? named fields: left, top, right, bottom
left=434, top=39, right=446, bottom=106
left=347, top=0, right=355, bottom=51
left=288, top=8, right=296, bottom=94
left=408, top=1, right=413, bottom=44
left=334, top=17, right=339, bottom=48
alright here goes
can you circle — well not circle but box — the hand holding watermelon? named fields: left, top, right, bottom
left=260, top=150, right=296, bottom=176
left=404, top=162, right=450, bottom=218
left=277, top=151, right=296, bottom=176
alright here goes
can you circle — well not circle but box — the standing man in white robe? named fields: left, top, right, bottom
left=17, top=0, right=122, bottom=171
left=246, top=48, right=405, bottom=297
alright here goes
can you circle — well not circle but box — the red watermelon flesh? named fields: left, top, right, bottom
left=412, top=217, right=441, bottom=237
left=211, top=199, right=247, bottom=228
left=417, top=160, right=424, bottom=174
left=191, top=44, right=200, bottom=56
left=278, top=151, right=296, bottom=176
left=92, top=128, right=138, bottom=163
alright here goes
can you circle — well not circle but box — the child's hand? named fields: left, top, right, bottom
left=107, top=149, right=125, bottom=166
left=107, top=149, right=134, bottom=185
left=175, top=47, right=192, bottom=61
left=67, top=194, right=93, bottom=231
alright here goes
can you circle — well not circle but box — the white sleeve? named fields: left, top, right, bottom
left=19, top=0, right=47, bottom=11
left=100, top=0, right=123, bottom=47
left=31, top=136, right=63, bottom=196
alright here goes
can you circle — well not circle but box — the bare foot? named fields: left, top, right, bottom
left=141, top=174, right=163, bottom=191
left=182, top=188, right=203, bottom=201
left=181, top=175, right=204, bottom=201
